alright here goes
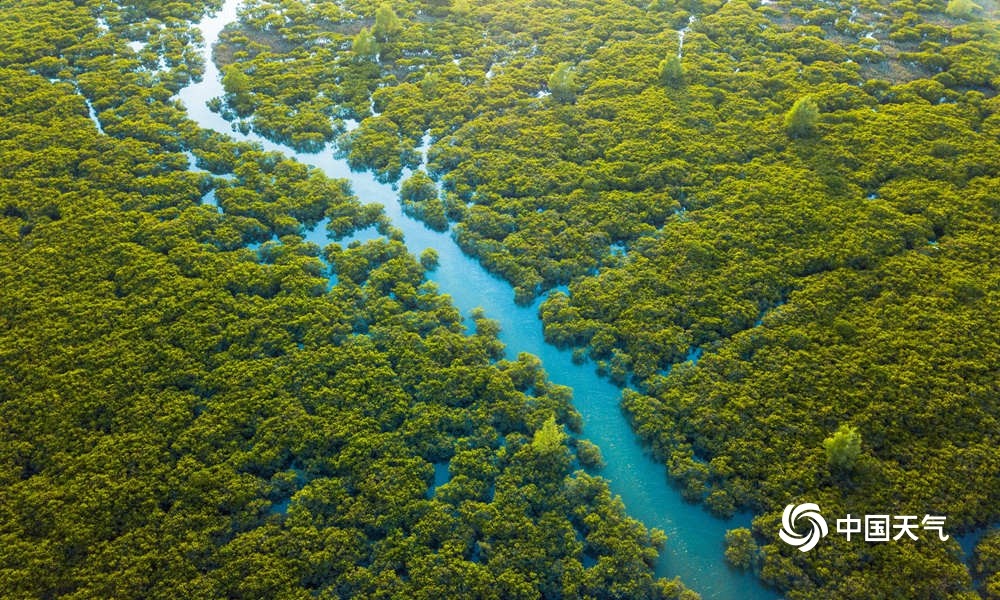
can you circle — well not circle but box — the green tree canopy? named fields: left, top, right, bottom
left=221, top=65, right=254, bottom=116
left=945, top=0, right=981, bottom=18
left=400, top=170, right=437, bottom=203
left=532, top=416, right=566, bottom=455
left=419, top=247, right=439, bottom=270
left=352, top=27, right=379, bottom=62
left=724, top=528, right=758, bottom=570
left=659, top=55, right=684, bottom=86
left=547, top=62, right=577, bottom=103
left=974, top=530, right=1000, bottom=599
left=222, top=65, right=250, bottom=95
left=575, top=439, right=605, bottom=470
left=823, top=424, right=862, bottom=471
left=785, top=96, right=819, bottom=138
left=373, top=3, right=401, bottom=41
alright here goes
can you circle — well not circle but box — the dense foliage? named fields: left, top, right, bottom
left=976, top=529, right=1000, bottom=599
left=0, top=1, right=696, bottom=598
left=209, top=0, right=999, bottom=597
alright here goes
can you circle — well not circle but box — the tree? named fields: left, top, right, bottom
left=785, top=96, right=819, bottom=138
left=451, top=0, right=472, bottom=17
left=823, top=424, right=861, bottom=471
left=532, top=416, right=566, bottom=455
left=400, top=171, right=437, bottom=203
left=945, top=0, right=981, bottom=18
left=222, top=65, right=250, bottom=96
left=547, top=62, right=577, bottom=103
left=575, top=439, right=605, bottom=470
left=222, top=66, right=254, bottom=116
left=659, top=55, right=684, bottom=86
left=352, top=27, right=379, bottom=62
left=724, top=528, right=757, bottom=570
left=401, top=171, right=448, bottom=230
left=419, top=248, right=439, bottom=271
left=373, top=3, right=401, bottom=41
left=974, top=530, right=1000, bottom=599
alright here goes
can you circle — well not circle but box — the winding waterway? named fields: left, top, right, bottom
left=177, top=2, right=779, bottom=598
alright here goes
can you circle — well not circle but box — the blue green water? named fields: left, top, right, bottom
left=176, top=2, right=780, bottom=597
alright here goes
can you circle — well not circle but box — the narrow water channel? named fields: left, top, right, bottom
left=176, top=3, right=779, bottom=598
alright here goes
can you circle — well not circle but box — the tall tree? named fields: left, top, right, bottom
left=352, top=27, right=379, bottom=62
left=785, top=96, right=819, bottom=138
left=945, top=0, right=981, bottom=18
left=373, top=3, right=401, bottom=41
left=823, top=424, right=862, bottom=472
left=547, top=62, right=577, bottom=103
left=222, top=65, right=254, bottom=116
left=659, top=55, right=684, bottom=86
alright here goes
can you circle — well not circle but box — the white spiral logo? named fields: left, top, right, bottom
left=779, top=503, right=828, bottom=552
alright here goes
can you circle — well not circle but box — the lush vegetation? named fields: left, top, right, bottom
left=209, top=0, right=999, bottom=597
left=214, top=0, right=997, bottom=295
left=2, top=0, right=997, bottom=596
left=975, top=529, right=1000, bottom=599
left=0, top=1, right=698, bottom=598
